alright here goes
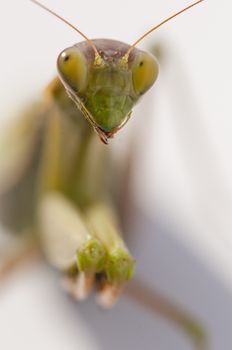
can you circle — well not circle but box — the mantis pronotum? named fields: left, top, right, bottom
left=0, top=1, right=207, bottom=349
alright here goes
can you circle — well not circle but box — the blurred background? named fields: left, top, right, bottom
left=0, top=0, right=231, bottom=349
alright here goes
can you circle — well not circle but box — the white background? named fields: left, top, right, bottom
left=0, top=1, right=231, bottom=349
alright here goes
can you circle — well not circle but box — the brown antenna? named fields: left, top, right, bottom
left=122, top=0, right=204, bottom=62
left=29, top=0, right=102, bottom=63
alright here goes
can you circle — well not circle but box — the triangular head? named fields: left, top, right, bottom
left=31, top=0, right=204, bottom=142
left=57, top=39, right=158, bottom=142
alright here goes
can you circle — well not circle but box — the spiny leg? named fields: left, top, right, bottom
left=84, top=203, right=135, bottom=307
left=38, top=192, right=135, bottom=304
left=36, top=82, right=136, bottom=304
left=38, top=192, right=107, bottom=300
left=125, top=280, right=208, bottom=350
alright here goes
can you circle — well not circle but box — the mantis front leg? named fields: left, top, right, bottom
left=38, top=192, right=106, bottom=300
left=36, top=90, right=134, bottom=305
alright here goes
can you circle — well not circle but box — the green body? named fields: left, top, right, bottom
left=0, top=39, right=159, bottom=298
left=0, top=30, right=207, bottom=346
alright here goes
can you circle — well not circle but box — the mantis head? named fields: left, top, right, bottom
left=57, top=39, right=158, bottom=141
left=30, top=0, right=204, bottom=143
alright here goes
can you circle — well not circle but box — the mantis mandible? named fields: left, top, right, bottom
left=0, top=1, right=207, bottom=349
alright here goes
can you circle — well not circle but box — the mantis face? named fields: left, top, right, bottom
left=57, top=39, right=159, bottom=139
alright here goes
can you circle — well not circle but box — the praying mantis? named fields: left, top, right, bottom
left=0, top=0, right=208, bottom=349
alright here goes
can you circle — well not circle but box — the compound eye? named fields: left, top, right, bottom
left=57, top=48, right=88, bottom=92
left=132, top=53, right=159, bottom=95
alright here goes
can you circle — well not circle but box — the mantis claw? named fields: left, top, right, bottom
left=96, top=281, right=123, bottom=309
left=62, top=272, right=94, bottom=301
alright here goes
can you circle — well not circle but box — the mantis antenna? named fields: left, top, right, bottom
left=123, top=0, right=205, bottom=61
left=29, top=0, right=102, bottom=63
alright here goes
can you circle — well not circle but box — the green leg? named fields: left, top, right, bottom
left=37, top=193, right=135, bottom=305
left=37, top=192, right=107, bottom=300
left=84, top=202, right=135, bottom=308
left=125, top=280, right=208, bottom=350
